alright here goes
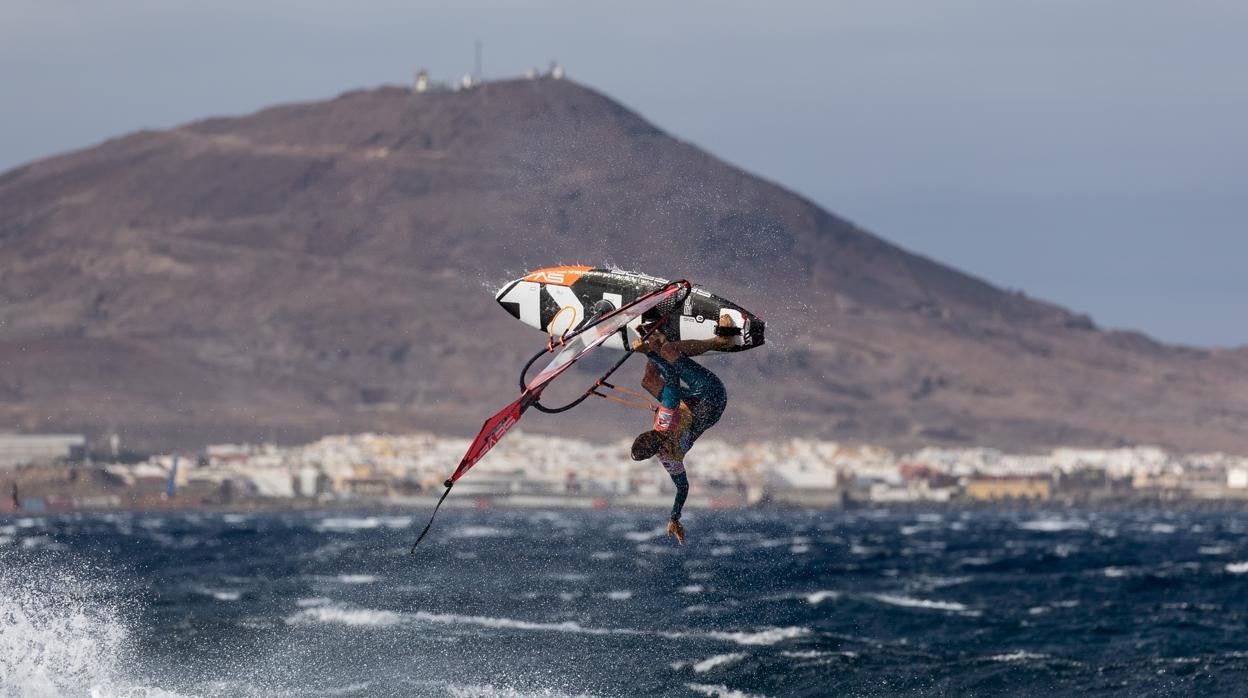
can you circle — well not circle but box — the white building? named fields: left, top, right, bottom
left=0, top=433, right=86, bottom=469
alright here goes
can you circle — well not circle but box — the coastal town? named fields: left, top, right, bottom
left=3, top=430, right=1248, bottom=514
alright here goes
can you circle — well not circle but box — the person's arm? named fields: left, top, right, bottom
left=659, top=337, right=726, bottom=359
left=641, top=360, right=664, bottom=400
left=669, top=471, right=689, bottom=521
left=658, top=314, right=738, bottom=358
left=657, top=454, right=689, bottom=522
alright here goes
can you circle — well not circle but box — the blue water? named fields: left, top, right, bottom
left=3, top=509, right=1248, bottom=696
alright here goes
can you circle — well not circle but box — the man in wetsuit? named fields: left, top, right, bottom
left=630, top=316, right=737, bottom=544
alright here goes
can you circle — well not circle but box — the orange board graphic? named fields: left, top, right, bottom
left=522, top=265, right=592, bottom=287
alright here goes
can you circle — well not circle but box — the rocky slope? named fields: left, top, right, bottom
left=2, top=78, right=1245, bottom=453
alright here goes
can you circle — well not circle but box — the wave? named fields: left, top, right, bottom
left=336, top=574, right=379, bottom=584
left=413, top=610, right=612, bottom=635
left=781, top=650, right=858, bottom=660
left=455, top=525, right=511, bottom=538
left=1226, top=562, right=1248, bottom=574
left=624, top=527, right=666, bottom=542
left=0, top=554, right=138, bottom=697
left=692, top=652, right=746, bottom=673
left=806, top=591, right=839, bottom=605
left=315, top=516, right=382, bottom=531
left=604, top=590, right=632, bottom=601
left=285, top=604, right=402, bottom=627
left=1018, top=518, right=1089, bottom=532
left=989, top=650, right=1051, bottom=662
left=408, top=610, right=810, bottom=647
left=686, top=684, right=769, bottom=698
left=447, top=684, right=599, bottom=698
left=871, top=594, right=977, bottom=615
left=701, top=627, right=810, bottom=646
left=195, top=587, right=241, bottom=602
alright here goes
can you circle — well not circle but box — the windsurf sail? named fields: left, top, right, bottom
left=410, top=279, right=691, bottom=552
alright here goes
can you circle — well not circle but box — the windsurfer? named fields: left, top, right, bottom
left=630, top=315, right=738, bottom=544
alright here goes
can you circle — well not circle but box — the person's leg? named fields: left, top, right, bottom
left=686, top=388, right=728, bottom=443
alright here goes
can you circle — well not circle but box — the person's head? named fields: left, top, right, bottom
left=631, top=430, right=664, bottom=461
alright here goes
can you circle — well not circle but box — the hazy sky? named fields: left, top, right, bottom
left=3, top=1, right=1245, bottom=347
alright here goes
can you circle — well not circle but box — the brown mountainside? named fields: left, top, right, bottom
left=1, top=78, right=1246, bottom=453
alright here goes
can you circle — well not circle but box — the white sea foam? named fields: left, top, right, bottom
left=702, top=627, right=810, bottom=646
left=686, top=683, right=768, bottom=698
left=1018, top=518, right=1089, bottom=532
left=589, top=551, right=615, bottom=560
left=1103, top=567, right=1129, bottom=578
left=413, top=611, right=612, bottom=635
left=447, top=683, right=599, bottom=698
left=958, top=556, right=993, bottom=566
left=1149, top=523, right=1177, bottom=534
left=990, top=651, right=1050, bottom=662
left=1225, top=562, right=1248, bottom=574
left=323, top=682, right=374, bottom=695
left=1199, top=546, right=1230, bottom=555
left=789, top=545, right=810, bottom=554
left=916, top=575, right=973, bottom=590
left=296, top=597, right=331, bottom=608
left=0, top=556, right=134, bottom=697
left=692, top=652, right=746, bottom=673
left=605, top=591, right=632, bottom=601
left=455, top=526, right=510, bottom=538
left=871, top=594, right=976, bottom=615
left=337, top=574, right=379, bottom=584
left=709, top=546, right=735, bottom=557
left=315, top=517, right=382, bottom=532
left=782, top=650, right=858, bottom=660
left=680, top=585, right=704, bottom=594
left=285, top=605, right=401, bottom=627
left=198, top=588, right=241, bottom=602
left=806, top=591, right=838, bottom=605
left=624, top=527, right=665, bottom=541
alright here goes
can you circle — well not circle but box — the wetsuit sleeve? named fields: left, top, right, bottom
left=658, top=384, right=681, bottom=411
left=646, top=353, right=684, bottom=410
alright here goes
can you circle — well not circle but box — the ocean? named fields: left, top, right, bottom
left=3, top=508, right=1248, bottom=697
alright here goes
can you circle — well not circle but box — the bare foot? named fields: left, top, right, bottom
left=666, top=519, right=686, bottom=545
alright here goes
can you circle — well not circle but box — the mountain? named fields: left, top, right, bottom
left=2, top=77, right=1246, bottom=454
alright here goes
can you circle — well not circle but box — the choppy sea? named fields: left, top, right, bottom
left=3, top=509, right=1248, bottom=697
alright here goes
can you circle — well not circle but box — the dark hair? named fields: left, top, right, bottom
left=631, top=431, right=663, bottom=461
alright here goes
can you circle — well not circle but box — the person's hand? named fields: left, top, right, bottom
left=666, top=519, right=686, bottom=545
left=713, top=314, right=737, bottom=348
